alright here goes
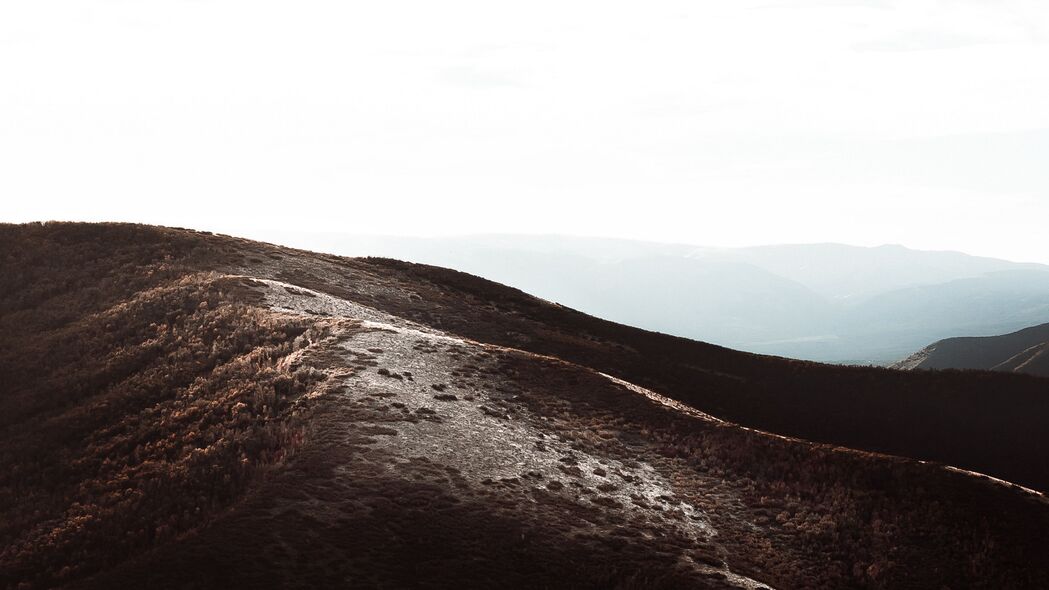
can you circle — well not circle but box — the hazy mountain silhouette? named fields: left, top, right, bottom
left=896, top=322, right=1049, bottom=377
left=260, top=233, right=1049, bottom=363
left=3, top=223, right=1049, bottom=589
left=721, top=242, right=1047, bottom=301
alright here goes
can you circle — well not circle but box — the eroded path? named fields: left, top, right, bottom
left=254, top=277, right=774, bottom=588
left=83, top=276, right=1049, bottom=590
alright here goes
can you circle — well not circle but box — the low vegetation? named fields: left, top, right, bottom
left=2, top=222, right=1048, bottom=589
left=0, top=225, right=337, bottom=588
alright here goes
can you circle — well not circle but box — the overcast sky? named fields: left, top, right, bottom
left=2, top=1, right=1048, bottom=262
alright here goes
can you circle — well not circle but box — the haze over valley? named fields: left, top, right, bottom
left=259, top=232, right=1049, bottom=364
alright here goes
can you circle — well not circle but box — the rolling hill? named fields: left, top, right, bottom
left=255, top=233, right=1049, bottom=363
left=3, top=222, right=1049, bottom=589
left=895, top=322, right=1049, bottom=377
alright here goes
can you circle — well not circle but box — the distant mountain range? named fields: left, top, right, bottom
left=895, top=322, right=1049, bottom=377
left=259, top=232, right=1049, bottom=364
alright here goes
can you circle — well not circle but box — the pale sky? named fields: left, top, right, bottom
left=2, top=1, right=1048, bottom=262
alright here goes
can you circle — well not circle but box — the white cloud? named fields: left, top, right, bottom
left=1, top=0, right=1047, bottom=262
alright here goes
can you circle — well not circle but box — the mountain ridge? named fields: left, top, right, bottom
left=3, top=222, right=1049, bottom=589
left=252, top=232, right=1049, bottom=362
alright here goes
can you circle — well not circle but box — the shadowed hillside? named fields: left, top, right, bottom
left=3, top=222, right=1049, bottom=589
left=895, top=322, right=1049, bottom=376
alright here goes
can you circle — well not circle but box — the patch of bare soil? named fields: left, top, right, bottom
left=82, top=278, right=1049, bottom=590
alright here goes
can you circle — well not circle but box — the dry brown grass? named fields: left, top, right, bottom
left=3, top=222, right=1049, bottom=590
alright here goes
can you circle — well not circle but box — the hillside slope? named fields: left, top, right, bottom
left=269, top=233, right=1049, bottom=362
left=895, top=322, right=1049, bottom=377
left=2, top=223, right=1049, bottom=589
